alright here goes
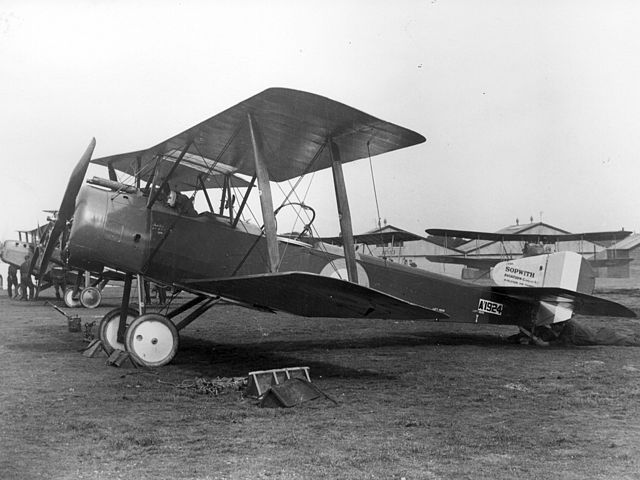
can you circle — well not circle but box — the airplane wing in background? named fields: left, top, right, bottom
left=322, top=230, right=426, bottom=246
left=426, top=228, right=631, bottom=244
left=425, top=255, right=502, bottom=269
left=181, top=271, right=448, bottom=320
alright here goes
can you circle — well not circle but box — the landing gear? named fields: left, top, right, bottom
left=63, top=287, right=81, bottom=308
left=98, top=273, right=219, bottom=368
left=98, top=307, right=139, bottom=354
left=125, top=313, right=179, bottom=367
left=80, top=286, right=102, bottom=309
left=64, top=286, right=103, bottom=309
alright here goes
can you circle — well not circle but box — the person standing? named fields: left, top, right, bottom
left=7, top=264, right=19, bottom=298
left=51, top=266, right=66, bottom=300
left=19, top=256, right=35, bottom=301
left=155, top=283, right=167, bottom=305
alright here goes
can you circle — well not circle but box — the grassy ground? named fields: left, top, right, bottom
left=1, top=288, right=640, bottom=479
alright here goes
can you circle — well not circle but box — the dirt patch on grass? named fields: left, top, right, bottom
left=1, top=288, right=640, bottom=479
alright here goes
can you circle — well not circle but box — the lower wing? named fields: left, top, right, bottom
left=182, top=271, right=449, bottom=320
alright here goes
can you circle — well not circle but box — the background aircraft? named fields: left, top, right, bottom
left=36, top=88, right=635, bottom=367
left=0, top=213, right=124, bottom=307
left=425, top=227, right=633, bottom=273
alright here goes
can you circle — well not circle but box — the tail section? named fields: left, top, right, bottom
left=491, top=252, right=597, bottom=325
left=491, top=251, right=595, bottom=293
left=1, top=239, right=33, bottom=267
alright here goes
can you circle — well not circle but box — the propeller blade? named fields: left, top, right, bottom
left=37, top=139, right=96, bottom=280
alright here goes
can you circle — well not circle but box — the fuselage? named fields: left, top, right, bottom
left=68, top=185, right=537, bottom=326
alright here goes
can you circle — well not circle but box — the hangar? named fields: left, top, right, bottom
left=365, top=221, right=636, bottom=286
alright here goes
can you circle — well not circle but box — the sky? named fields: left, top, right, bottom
left=1, top=0, right=640, bottom=281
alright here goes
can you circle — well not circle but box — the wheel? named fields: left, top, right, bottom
left=80, top=286, right=102, bottom=309
left=125, top=313, right=179, bottom=368
left=98, top=307, right=138, bottom=354
left=63, top=287, right=81, bottom=308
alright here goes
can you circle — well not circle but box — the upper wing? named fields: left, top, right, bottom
left=92, top=149, right=252, bottom=192
left=491, top=286, right=636, bottom=318
left=181, top=271, right=448, bottom=320
left=426, top=228, right=631, bottom=243
left=92, top=88, right=425, bottom=186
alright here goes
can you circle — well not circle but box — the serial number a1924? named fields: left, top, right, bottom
left=478, top=299, right=503, bottom=316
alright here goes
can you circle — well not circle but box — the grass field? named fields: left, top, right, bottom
left=1, top=288, right=640, bottom=479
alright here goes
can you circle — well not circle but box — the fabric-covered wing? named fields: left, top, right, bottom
left=182, top=271, right=448, bottom=320
left=92, top=88, right=425, bottom=186
left=322, top=230, right=426, bottom=246
left=92, top=148, right=251, bottom=192
left=427, top=228, right=631, bottom=243
left=492, top=286, right=636, bottom=318
left=425, top=255, right=501, bottom=269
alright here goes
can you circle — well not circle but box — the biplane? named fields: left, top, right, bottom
left=425, top=227, right=633, bottom=273
left=1, top=231, right=39, bottom=268
left=1, top=213, right=124, bottom=307
left=1, top=224, right=63, bottom=297
left=34, top=88, right=635, bottom=367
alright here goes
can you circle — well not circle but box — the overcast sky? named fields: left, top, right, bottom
left=1, top=0, right=639, bottom=275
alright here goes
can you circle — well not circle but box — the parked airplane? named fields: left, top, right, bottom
left=35, top=88, right=635, bottom=367
left=425, top=227, right=632, bottom=268
left=1, top=223, right=64, bottom=299
left=2, top=214, right=123, bottom=307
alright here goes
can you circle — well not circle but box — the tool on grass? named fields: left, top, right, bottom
left=45, top=301, right=81, bottom=332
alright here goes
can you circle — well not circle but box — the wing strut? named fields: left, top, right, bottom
left=108, top=163, right=118, bottom=182
left=146, top=139, right=193, bottom=209
left=198, top=175, right=215, bottom=213
left=330, top=139, right=358, bottom=283
left=219, top=176, right=228, bottom=214
left=248, top=113, right=279, bottom=272
left=232, top=174, right=257, bottom=228
left=136, top=155, right=142, bottom=189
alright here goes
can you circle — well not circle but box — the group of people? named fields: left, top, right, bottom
left=6, top=255, right=35, bottom=300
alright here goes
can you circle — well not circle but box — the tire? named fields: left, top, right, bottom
left=63, top=287, right=81, bottom=308
left=80, top=286, right=102, bottom=309
left=98, top=307, right=139, bottom=354
left=125, top=313, right=179, bottom=367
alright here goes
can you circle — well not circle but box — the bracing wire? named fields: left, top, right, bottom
left=367, top=141, right=387, bottom=259
left=367, top=141, right=383, bottom=231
